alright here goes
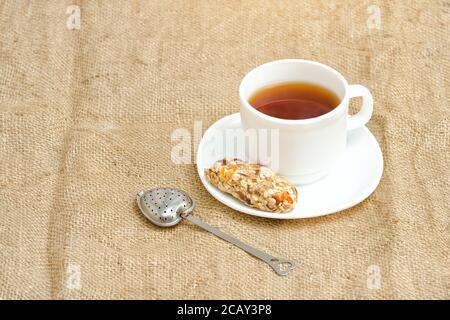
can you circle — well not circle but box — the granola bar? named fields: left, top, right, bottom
left=204, top=158, right=298, bottom=213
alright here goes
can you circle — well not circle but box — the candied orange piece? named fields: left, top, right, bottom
left=275, top=192, right=293, bottom=204
left=220, top=166, right=236, bottom=181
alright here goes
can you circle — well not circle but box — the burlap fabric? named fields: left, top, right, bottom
left=0, top=0, right=449, bottom=300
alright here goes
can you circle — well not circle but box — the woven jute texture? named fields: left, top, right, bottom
left=0, top=0, right=449, bottom=299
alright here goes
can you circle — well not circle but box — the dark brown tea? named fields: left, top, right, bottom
left=249, top=82, right=340, bottom=120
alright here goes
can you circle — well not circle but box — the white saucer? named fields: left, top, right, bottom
left=196, top=113, right=383, bottom=219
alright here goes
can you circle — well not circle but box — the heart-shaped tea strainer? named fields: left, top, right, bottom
left=136, top=187, right=297, bottom=276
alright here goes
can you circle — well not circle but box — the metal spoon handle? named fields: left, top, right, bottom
left=183, top=214, right=297, bottom=276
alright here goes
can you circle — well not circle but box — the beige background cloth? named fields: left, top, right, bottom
left=0, top=0, right=449, bottom=299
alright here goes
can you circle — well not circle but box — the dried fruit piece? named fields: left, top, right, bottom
left=204, top=158, right=298, bottom=213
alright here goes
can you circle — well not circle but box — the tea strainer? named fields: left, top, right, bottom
left=136, top=187, right=297, bottom=276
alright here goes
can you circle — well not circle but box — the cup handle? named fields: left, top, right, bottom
left=347, top=84, right=373, bottom=131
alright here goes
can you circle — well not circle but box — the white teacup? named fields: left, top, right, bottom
left=239, top=59, right=373, bottom=184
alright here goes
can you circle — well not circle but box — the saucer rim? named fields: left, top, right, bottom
left=196, top=113, right=384, bottom=219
